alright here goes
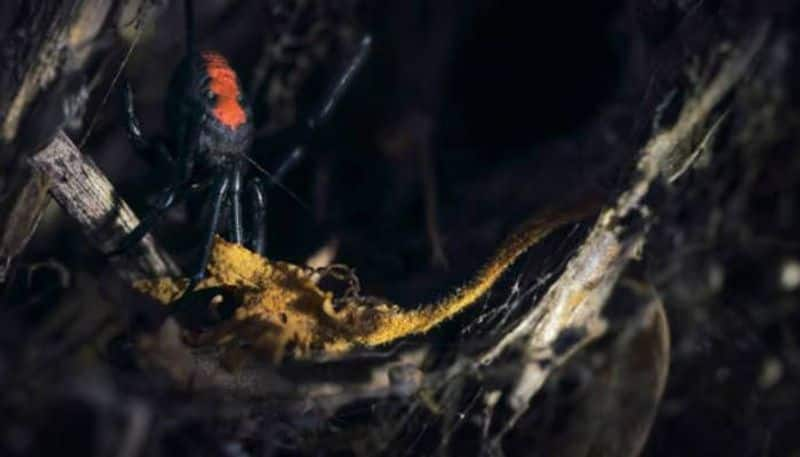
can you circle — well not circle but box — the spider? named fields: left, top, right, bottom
left=110, top=0, right=371, bottom=291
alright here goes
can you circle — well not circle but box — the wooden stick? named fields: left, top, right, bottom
left=28, top=131, right=179, bottom=282
left=480, top=22, right=770, bottom=432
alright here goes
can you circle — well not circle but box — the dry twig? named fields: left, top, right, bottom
left=476, top=22, right=769, bottom=430
left=28, top=131, right=178, bottom=282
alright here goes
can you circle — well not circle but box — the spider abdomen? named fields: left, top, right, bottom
left=201, top=52, right=246, bottom=129
left=166, top=51, right=254, bottom=167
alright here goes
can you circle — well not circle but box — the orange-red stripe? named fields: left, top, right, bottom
left=202, top=51, right=247, bottom=129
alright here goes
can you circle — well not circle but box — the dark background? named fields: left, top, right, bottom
left=2, top=0, right=799, bottom=456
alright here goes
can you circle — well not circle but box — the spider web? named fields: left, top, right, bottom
left=63, top=4, right=604, bottom=456
left=301, top=219, right=594, bottom=456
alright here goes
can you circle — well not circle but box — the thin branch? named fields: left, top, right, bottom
left=476, top=22, right=769, bottom=425
left=28, top=131, right=179, bottom=282
left=0, top=0, right=116, bottom=280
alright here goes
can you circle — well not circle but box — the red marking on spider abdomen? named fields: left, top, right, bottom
left=202, top=51, right=247, bottom=129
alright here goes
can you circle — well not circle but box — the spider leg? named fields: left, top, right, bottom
left=265, top=35, right=372, bottom=190
left=170, top=108, right=199, bottom=184
left=122, top=81, right=174, bottom=166
left=187, top=172, right=230, bottom=290
left=245, top=177, right=267, bottom=255
left=270, top=145, right=304, bottom=186
left=107, top=184, right=187, bottom=257
left=308, top=35, right=372, bottom=131
left=228, top=162, right=244, bottom=244
left=110, top=118, right=198, bottom=258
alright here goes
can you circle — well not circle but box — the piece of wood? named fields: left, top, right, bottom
left=480, top=22, right=770, bottom=434
left=28, top=131, right=179, bottom=282
left=0, top=0, right=116, bottom=280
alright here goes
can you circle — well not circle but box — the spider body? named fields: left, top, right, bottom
left=166, top=51, right=254, bottom=168
left=111, top=0, right=371, bottom=292
left=113, top=46, right=264, bottom=287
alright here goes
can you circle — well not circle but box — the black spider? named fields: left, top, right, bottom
left=111, top=0, right=370, bottom=292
